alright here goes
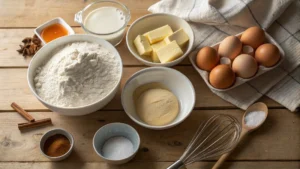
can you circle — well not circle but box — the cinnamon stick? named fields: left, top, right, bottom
left=11, top=102, right=35, bottom=122
left=18, top=118, right=52, bottom=130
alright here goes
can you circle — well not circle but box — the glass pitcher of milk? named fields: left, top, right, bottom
left=75, top=0, right=131, bottom=46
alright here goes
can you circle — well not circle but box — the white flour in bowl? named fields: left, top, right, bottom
left=34, top=42, right=121, bottom=107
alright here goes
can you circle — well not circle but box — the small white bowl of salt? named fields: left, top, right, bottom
left=93, top=123, right=140, bottom=164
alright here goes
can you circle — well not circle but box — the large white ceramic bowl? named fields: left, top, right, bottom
left=27, top=34, right=123, bottom=116
left=121, top=67, right=195, bottom=130
left=126, top=13, right=194, bottom=67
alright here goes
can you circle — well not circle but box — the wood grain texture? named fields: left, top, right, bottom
left=0, top=162, right=299, bottom=169
left=0, top=0, right=158, bottom=27
left=0, top=68, right=281, bottom=111
left=0, top=109, right=299, bottom=162
left=0, top=28, right=190, bottom=67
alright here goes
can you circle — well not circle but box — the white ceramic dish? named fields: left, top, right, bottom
left=126, top=13, right=194, bottom=67
left=121, top=67, right=195, bottom=130
left=189, top=31, right=285, bottom=92
left=27, top=34, right=123, bottom=116
left=34, top=17, right=75, bottom=44
left=40, top=128, right=74, bottom=161
left=93, top=123, right=140, bottom=165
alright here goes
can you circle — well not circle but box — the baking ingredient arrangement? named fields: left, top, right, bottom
left=195, top=26, right=282, bottom=90
left=12, top=0, right=287, bottom=167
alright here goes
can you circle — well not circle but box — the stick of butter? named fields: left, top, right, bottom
left=144, top=25, right=173, bottom=44
left=164, top=28, right=189, bottom=47
left=156, top=41, right=183, bottom=63
left=151, top=41, right=166, bottom=63
left=134, top=35, right=152, bottom=56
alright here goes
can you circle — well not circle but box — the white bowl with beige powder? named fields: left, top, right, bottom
left=121, top=67, right=195, bottom=130
left=27, top=34, right=122, bottom=116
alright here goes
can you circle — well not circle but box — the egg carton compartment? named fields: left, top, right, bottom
left=189, top=31, right=285, bottom=92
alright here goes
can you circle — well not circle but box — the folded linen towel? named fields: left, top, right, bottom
left=149, top=0, right=300, bottom=111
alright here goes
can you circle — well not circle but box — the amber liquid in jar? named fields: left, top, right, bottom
left=41, top=23, right=68, bottom=43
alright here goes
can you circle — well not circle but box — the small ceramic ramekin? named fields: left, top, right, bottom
left=93, top=123, right=140, bottom=165
left=34, top=17, right=75, bottom=44
left=40, top=128, right=74, bottom=161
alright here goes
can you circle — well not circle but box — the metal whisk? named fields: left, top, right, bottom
left=167, top=114, right=241, bottom=169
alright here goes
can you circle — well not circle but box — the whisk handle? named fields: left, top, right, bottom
left=166, top=160, right=186, bottom=169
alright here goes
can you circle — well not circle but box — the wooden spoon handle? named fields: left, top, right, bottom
left=212, top=129, right=249, bottom=169
left=212, top=152, right=231, bottom=169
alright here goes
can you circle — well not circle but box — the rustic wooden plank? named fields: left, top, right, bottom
left=0, top=162, right=299, bottom=169
left=0, top=68, right=281, bottom=111
left=0, top=28, right=190, bottom=67
left=0, top=0, right=158, bottom=27
left=0, top=109, right=299, bottom=162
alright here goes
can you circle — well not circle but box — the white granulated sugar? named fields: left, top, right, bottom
left=34, top=42, right=120, bottom=108
left=101, top=136, right=134, bottom=160
left=244, top=111, right=266, bottom=127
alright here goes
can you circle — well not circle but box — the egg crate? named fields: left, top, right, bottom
left=188, top=31, right=285, bottom=92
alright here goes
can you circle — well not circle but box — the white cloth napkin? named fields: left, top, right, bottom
left=149, top=0, right=300, bottom=112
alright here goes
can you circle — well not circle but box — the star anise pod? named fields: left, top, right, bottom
left=17, top=34, right=43, bottom=57
left=22, top=37, right=32, bottom=44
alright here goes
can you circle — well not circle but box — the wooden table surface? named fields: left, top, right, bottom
left=0, top=0, right=299, bottom=169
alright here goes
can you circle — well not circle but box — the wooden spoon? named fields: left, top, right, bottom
left=212, top=102, right=268, bottom=169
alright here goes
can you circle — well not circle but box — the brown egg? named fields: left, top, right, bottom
left=255, top=43, right=280, bottom=67
left=209, top=65, right=235, bottom=89
left=196, top=47, right=219, bottom=71
left=241, top=26, right=265, bottom=49
left=218, top=36, right=242, bottom=60
left=232, top=54, right=258, bottom=78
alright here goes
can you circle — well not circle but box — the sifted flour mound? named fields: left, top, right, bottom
left=34, top=42, right=121, bottom=108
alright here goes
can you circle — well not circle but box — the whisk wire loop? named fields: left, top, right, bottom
left=171, top=114, right=241, bottom=168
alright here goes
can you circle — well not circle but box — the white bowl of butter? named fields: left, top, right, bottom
left=121, top=67, right=195, bottom=130
left=126, top=13, right=194, bottom=67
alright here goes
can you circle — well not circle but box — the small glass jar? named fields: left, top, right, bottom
left=75, top=0, right=130, bottom=46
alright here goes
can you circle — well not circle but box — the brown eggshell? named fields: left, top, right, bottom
left=218, top=36, right=242, bottom=60
left=209, top=65, right=235, bottom=89
left=255, top=43, right=280, bottom=67
left=241, top=26, right=265, bottom=49
left=232, top=54, right=258, bottom=79
left=196, top=47, right=219, bottom=71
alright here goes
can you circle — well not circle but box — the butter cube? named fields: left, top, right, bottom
left=134, top=35, right=152, bottom=56
left=151, top=41, right=166, bottom=63
left=164, top=28, right=189, bottom=47
left=144, top=25, right=173, bottom=44
left=156, top=41, right=183, bottom=63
